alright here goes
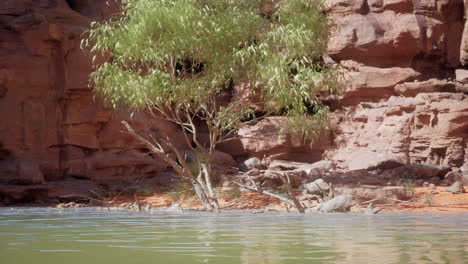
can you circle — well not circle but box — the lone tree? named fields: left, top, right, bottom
left=83, top=0, right=339, bottom=212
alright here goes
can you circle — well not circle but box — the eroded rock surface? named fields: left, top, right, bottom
left=0, top=1, right=192, bottom=184
left=1, top=0, right=468, bottom=205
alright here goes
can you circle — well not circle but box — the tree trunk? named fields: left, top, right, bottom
left=122, top=121, right=216, bottom=212
left=201, top=163, right=220, bottom=212
left=191, top=179, right=214, bottom=212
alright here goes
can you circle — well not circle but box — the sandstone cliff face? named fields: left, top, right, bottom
left=322, top=0, right=468, bottom=170
left=0, top=0, right=181, bottom=185
left=0, top=0, right=467, bottom=191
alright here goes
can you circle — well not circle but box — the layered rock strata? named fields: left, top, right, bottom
left=0, top=0, right=467, bottom=204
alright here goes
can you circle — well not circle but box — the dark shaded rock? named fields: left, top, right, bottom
left=324, top=170, right=386, bottom=186
left=379, top=164, right=451, bottom=181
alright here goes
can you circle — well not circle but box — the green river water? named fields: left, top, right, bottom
left=0, top=208, right=466, bottom=264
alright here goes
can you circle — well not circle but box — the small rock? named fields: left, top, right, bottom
left=239, top=157, right=263, bottom=172
left=304, top=160, right=334, bottom=174
left=364, top=203, right=375, bottom=215
left=300, top=179, right=330, bottom=195
left=56, top=202, right=76, bottom=208
left=428, top=184, right=436, bottom=190
left=422, top=181, right=429, bottom=187
left=455, top=69, right=468, bottom=84
left=251, top=209, right=264, bottom=214
left=118, top=202, right=131, bottom=208
left=445, top=181, right=465, bottom=194
left=166, top=202, right=183, bottom=213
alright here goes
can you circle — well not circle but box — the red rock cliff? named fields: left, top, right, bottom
left=0, top=0, right=467, bottom=191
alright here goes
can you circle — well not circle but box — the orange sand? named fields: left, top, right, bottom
left=382, top=186, right=468, bottom=213
left=101, top=186, right=468, bottom=213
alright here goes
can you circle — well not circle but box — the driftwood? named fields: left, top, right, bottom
left=234, top=174, right=305, bottom=212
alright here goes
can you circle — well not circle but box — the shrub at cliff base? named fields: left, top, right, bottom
left=82, top=0, right=339, bottom=212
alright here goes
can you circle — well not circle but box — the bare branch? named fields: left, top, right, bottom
left=234, top=181, right=297, bottom=208
left=277, top=173, right=305, bottom=213
left=122, top=121, right=188, bottom=178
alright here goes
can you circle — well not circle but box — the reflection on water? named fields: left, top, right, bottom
left=0, top=208, right=466, bottom=264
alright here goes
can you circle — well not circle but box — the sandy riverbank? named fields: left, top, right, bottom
left=97, top=186, right=468, bottom=213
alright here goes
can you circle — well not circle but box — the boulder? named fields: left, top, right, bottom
left=455, top=69, right=468, bottom=84
left=445, top=181, right=465, bottom=194
left=444, top=171, right=468, bottom=185
left=269, top=159, right=334, bottom=175
left=300, top=179, right=331, bottom=195
left=239, top=157, right=263, bottom=172
left=304, top=160, right=334, bottom=174
left=348, top=152, right=407, bottom=171
left=312, top=195, right=354, bottom=213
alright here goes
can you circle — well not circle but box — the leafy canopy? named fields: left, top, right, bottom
left=83, top=0, right=338, bottom=140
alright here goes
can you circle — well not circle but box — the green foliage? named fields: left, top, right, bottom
left=401, top=180, right=416, bottom=192
left=137, top=187, right=154, bottom=196
left=168, top=181, right=195, bottom=201
left=83, top=0, right=339, bottom=142
left=424, top=197, right=433, bottom=206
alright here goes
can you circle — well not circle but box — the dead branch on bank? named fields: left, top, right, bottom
left=234, top=173, right=306, bottom=213
left=121, top=121, right=219, bottom=212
